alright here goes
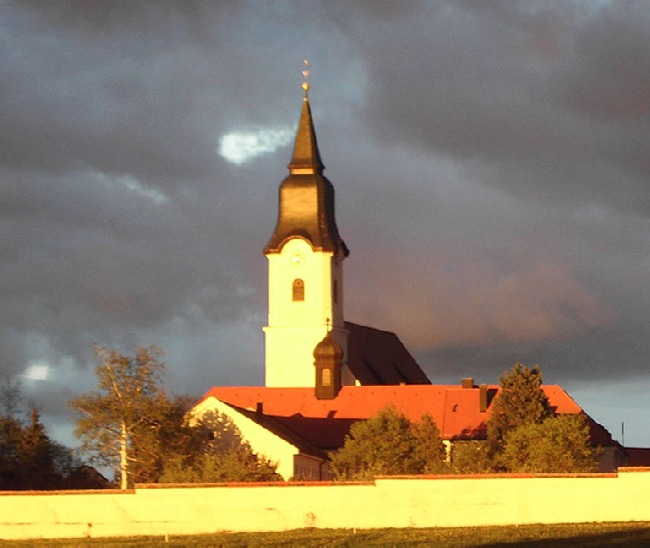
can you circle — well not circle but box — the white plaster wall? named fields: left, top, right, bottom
left=264, top=238, right=348, bottom=387
left=267, top=239, right=338, bottom=328
left=2, top=469, right=650, bottom=540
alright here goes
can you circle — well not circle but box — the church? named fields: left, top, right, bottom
left=192, top=86, right=623, bottom=480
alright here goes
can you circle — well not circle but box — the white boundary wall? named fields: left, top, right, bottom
left=1, top=468, right=650, bottom=540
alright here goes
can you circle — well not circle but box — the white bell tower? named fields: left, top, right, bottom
left=263, top=85, right=351, bottom=388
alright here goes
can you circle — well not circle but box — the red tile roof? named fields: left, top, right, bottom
left=200, top=383, right=617, bottom=449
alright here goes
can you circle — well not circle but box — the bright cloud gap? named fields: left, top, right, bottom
left=219, top=126, right=294, bottom=165
left=23, top=362, right=50, bottom=381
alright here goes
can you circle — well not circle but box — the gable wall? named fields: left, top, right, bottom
left=191, top=396, right=299, bottom=480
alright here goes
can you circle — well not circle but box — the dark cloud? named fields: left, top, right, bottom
left=10, top=0, right=229, bottom=39
left=1, top=0, right=649, bottom=448
left=347, top=1, right=650, bottom=215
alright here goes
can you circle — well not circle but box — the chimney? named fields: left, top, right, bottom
left=256, top=402, right=264, bottom=416
left=479, top=384, right=488, bottom=413
left=461, top=377, right=474, bottom=389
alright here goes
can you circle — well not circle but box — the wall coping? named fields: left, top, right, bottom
left=3, top=469, right=648, bottom=496
left=0, top=489, right=132, bottom=496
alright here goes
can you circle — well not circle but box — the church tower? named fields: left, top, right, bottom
left=263, top=86, right=351, bottom=388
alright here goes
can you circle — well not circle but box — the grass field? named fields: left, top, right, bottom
left=3, top=522, right=650, bottom=547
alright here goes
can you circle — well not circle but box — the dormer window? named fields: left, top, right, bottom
left=292, top=279, right=305, bottom=301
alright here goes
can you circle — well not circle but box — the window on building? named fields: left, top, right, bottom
left=321, top=368, right=332, bottom=387
left=292, top=278, right=304, bottom=301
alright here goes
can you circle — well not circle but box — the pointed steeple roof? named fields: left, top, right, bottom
left=288, top=97, right=324, bottom=174
left=264, top=93, right=348, bottom=256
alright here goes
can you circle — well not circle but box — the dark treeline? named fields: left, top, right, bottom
left=0, top=406, right=108, bottom=490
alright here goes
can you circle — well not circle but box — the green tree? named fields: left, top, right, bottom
left=0, top=378, right=106, bottom=490
left=0, top=414, right=24, bottom=489
left=0, top=405, right=103, bottom=490
left=487, top=364, right=552, bottom=458
left=158, top=411, right=279, bottom=483
left=19, top=408, right=58, bottom=489
left=450, top=441, right=492, bottom=474
left=412, top=413, right=447, bottom=474
left=130, top=395, right=211, bottom=484
left=500, top=414, right=598, bottom=473
left=0, top=378, right=25, bottom=488
left=330, top=406, right=446, bottom=480
left=160, top=445, right=279, bottom=483
left=71, top=349, right=280, bottom=487
left=69, top=344, right=166, bottom=489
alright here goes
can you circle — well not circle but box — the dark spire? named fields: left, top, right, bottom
left=264, top=94, right=348, bottom=256
left=288, top=97, right=324, bottom=174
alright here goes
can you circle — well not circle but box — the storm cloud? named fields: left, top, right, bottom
left=1, top=0, right=649, bottom=447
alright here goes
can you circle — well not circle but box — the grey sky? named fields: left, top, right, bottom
left=2, top=0, right=649, bottom=448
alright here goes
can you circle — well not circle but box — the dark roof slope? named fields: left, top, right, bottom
left=345, top=322, right=431, bottom=385
left=624, top=447, right=650, bottom=467
left=266, top=414, right=357, bottom=451
left=224, top=402, right=330, bottom=459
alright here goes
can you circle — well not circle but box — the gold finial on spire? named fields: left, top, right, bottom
left=301, top=59, right=310, bottom=97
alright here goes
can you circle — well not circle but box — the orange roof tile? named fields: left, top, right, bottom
left=199, top=383, right=616, bottom=448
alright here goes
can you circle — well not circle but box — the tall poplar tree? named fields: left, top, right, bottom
left=69, top=344, right=166, bottom=489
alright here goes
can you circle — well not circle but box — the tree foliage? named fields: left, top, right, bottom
left=132, top=400, right=280, bottom=484
left=485, top=363, right=598, bottom=474
left=0, top=404, right=107, bottom=490
left=487, top=364, right=552, bottom=457
left=449, top=441, right=492, bottom=474
left=69, top=344, right=167, bottom=489
left=159, top=411, right=279, bottom=483
left=330, top=406, right=446, bottom=480
left=70, top=346, right=280, bottom=486
left=500, top=414, right=598, bottom=473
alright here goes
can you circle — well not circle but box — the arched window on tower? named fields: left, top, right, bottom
left=292, top=279, right=305, bottom=302
left=321, top=368, right=332, bottom=387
